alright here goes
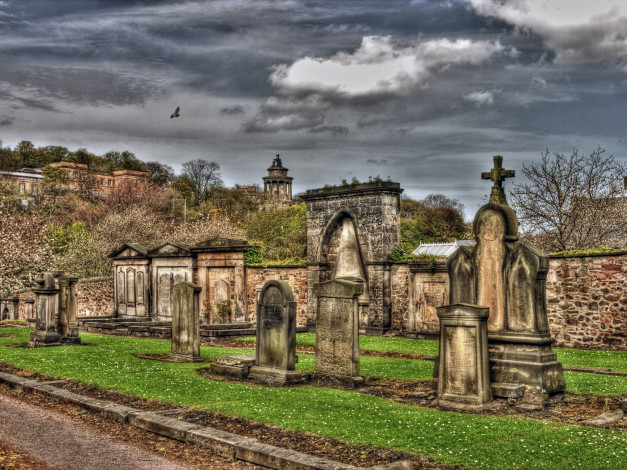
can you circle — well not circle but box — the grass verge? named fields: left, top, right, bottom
left=1, top=328, right=626, bottom=469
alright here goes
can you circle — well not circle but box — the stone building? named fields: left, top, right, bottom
left=263, top=155, right=293, bottom=206
left=301, top=181, right=403, bottom=334
left=48, top=162, right=149, bottom=196
left=0, top=168, right=43, bottom=196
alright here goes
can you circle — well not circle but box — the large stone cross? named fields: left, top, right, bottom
left=481, top=155, right=515, bottom=205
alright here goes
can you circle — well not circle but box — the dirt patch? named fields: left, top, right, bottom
left=0, top=439, right=46, bottom=470
left=134, top=353, right=211, bottom=363
left=0, top=334, right=16, bottom=338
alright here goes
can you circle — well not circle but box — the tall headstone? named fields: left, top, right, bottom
left=447, top=156, right=565, bottom=404
left=57, top=274, right=81, bottom=344
left=436, top=304, right=491, bottom=407
left=312, top=279, right=363, bottom=387
left=30, top=272, right=62, bottom=345
left=170, top=282, right=202, bottom=362
left=248, top=280, right=310, bottom=385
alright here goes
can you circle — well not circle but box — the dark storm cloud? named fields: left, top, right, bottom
left=220, top=105, right=246, bottom=116
left=307, top=125, right=349, bottom=136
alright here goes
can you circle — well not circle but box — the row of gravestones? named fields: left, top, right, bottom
left=172, top=277, right=364, bottom=387
left=28, top=157, right=565, bottom=408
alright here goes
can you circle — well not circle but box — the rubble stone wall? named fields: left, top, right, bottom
left=245, top=265, right=308, bottom=325
left=75, top=277, right=114, bottom=317
left=546, top=252, right=627, bottom=350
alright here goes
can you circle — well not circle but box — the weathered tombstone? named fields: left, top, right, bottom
left=312, top=278, right=363, bottom=387
left=57, top=274, right=81, bottom=344
left=30, top=272, right=62, bottom=345
left=248, top=280, right=310, bottom=385
left=447, top=156, right=565, bottom=405
left=436, top=304, right=491, bottom=407
left=170, top=282, right=202, bottom=362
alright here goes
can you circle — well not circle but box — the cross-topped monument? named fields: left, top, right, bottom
left=481, top=155, right=515, bottom=205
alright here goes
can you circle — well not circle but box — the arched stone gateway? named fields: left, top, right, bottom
left=301, top=181, right=403, bottom=334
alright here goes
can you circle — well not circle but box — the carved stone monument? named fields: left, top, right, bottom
left=447, top=156, right=565, bottom=404
left=57, top=274, right=81, bottom=344
left=170, top=282, right=202, bottom=362
left=30, top=272, right=62, bottom=346
left=436, top=304, right=491, bottom=407
left=248, top=280, right=310, bottom=385
left=312, top=278, right=363, bottom=387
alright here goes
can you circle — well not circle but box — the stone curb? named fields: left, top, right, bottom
left=0, top=371, right=358, bottom=470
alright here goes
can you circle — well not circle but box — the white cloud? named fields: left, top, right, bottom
left=247, top=35, right=514, bottom=132
left=463, top=90, right=496, bottom=106
left=270, top=35, right=513, bottom=98
left=470, top=0, right=627, bottom=69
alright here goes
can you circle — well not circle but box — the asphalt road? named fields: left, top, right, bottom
left=0, top=391, right=191, bottom=469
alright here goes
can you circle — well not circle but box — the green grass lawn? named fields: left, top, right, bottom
left=0, top=327, right=625, bottom=470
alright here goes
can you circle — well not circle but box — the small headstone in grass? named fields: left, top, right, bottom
left=436, top=304, right=491, bottom=408
left=170, top=282, right=202, bottom=362
left=29, top=272, right=62, bottom=346
left=312, top=278, right=364, bottom=387
left=248, top=280, right=310, bottom=385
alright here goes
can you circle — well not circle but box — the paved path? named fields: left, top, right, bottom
left=0, top=391, right=190, bottom=469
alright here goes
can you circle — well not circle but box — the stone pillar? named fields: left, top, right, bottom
left=248, top=280, right=310, bottom=385
left=170, top=282, right=202, bottom=362
left=30, top=272, right=61, bottom=345
left=312, top=279, right=363, bottom=387
left=58, top=274, right=81, bottom=344
left=436, top=304, right=491, bottom=407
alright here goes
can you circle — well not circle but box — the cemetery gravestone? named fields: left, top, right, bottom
left=30, top=272, right=62, bottom=345
left=436, top=304, right=491, bottom=406
left=248, top=280, right=310, bottom=385
left=312, top=278, right=364, bottom=387
left=447, top=156, right=565, bottom=404
left=170, top=282, right=202, bottom=362
left=57, top=274, right=80, bottom=344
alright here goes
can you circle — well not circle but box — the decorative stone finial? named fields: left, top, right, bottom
left=481, top=155, right=515, bottom=205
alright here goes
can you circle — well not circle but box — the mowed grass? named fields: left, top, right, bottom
left=243, top=333, right=627, bottom=394
left=0, top=327, right=626, bottom=470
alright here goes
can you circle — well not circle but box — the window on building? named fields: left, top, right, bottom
left=108, top=179, right=113, bottom=186
left=19, top=182, right=25, bottom=194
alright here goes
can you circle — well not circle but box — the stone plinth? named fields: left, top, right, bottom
left=30, top=272, right=61, bottom=346
left=248, top=280, right=310, bottom=385
left=170, top=282, right=202, bottom=362
left=436, top=304, right=491, bottom=407
left=312, top=279, right=363, bottom=387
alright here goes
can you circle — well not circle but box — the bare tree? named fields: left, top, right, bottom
left=180, top=159, right=222, bottom=204
left=510, top=147, right=627, bottom=252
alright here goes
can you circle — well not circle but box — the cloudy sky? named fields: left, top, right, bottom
left=2, top=0, right=627, bottom=217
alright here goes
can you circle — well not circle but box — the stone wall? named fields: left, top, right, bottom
left=245, top=265, right=308, bottom=326
left=546, top=253, right=627, bottom=350
left=75, top=277, right=114, bottom=317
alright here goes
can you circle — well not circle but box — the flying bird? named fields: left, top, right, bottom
left=170, top=107, right=180, bottom=118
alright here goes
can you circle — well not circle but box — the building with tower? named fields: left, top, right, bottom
left=263, top=155, right=293, bottom=206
